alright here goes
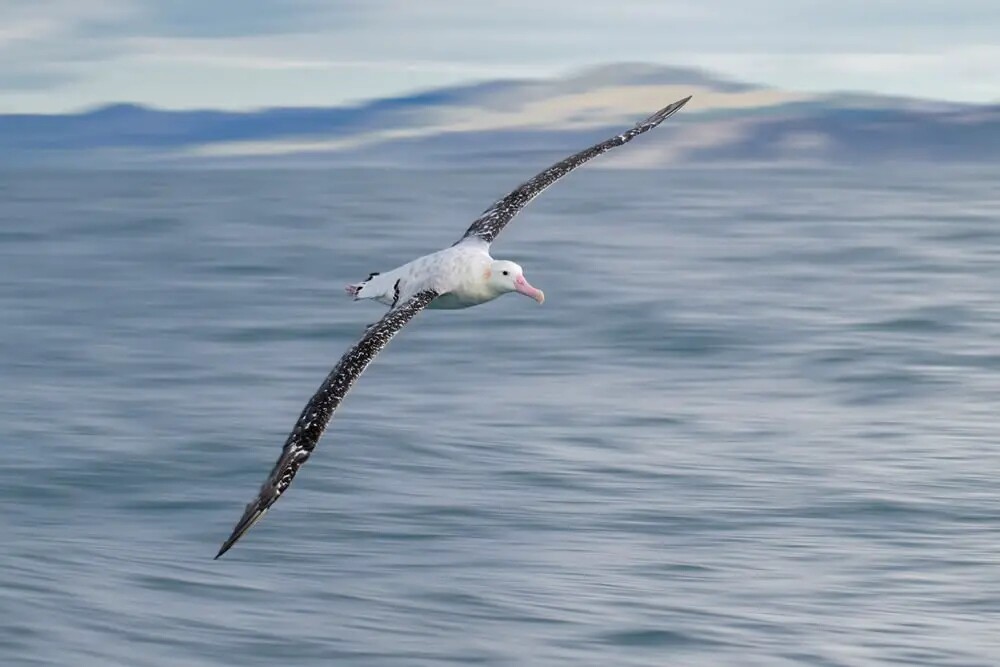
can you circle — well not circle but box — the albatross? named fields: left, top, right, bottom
left=215, top=95, right=692, bottom=558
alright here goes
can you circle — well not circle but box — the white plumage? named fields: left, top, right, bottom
left=347, top=240, right=542, bottom=309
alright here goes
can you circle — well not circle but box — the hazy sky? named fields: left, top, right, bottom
left=2, top=0, right=998, bottom=112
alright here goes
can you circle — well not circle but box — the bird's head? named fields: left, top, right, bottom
left=487, top=260, right=544, bottom=304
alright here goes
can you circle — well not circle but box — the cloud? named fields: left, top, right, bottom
left=127, top=0, right=367, bottom=38
left=2, top=0, right=999, bottom=111
left=124, top=37, right=548, bottom=76
left=0, top=69, right=79, bottom=92
left=0, top=1, right=138, bottom=100
left=0, top=19, right=57, bottom=46
left=688, top=46, right=1000, bottom=101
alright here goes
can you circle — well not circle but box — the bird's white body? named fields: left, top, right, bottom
left=348, top=240, right=540, bottom=309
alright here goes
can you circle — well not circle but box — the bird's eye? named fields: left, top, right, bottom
left=502, top=270, right=509, bottom=276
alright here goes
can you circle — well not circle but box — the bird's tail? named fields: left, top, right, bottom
left=345, top=271, right=382, bottom=301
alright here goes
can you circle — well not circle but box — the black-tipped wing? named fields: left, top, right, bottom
left=215, top=290, right=438, bottom=559
left=459, top=95, right=692, bottom=245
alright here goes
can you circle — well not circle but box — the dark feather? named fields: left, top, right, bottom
left=459, top=96, right=692, bottom=245
left=215, top=289, right=438, bottom=559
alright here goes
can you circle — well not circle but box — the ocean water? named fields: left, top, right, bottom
left=2, top=165, right=1000, bottom=666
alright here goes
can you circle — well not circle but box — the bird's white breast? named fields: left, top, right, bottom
left=412, top=242, right=497, bottom=309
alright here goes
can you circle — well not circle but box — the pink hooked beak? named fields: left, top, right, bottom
left=514, top=275, right=545, bottom=304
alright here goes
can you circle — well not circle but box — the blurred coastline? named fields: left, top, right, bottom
left=2, top=63, right=998, bottom=168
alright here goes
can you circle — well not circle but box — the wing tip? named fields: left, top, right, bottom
left=641, top=95, right=693, bottom=128
left=213, top=497, right=273, bottom=560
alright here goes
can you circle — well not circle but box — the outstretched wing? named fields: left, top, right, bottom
left=215, top=290, right=438, bottom=559
left=459, top=95, right=691, bottom=245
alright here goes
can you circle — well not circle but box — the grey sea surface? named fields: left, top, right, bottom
left=2, top=165, right=999, bottom=666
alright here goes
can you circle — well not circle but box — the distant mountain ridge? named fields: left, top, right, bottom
left=2, top=64, right=997, bottom=166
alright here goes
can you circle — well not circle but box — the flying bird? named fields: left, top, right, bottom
left=215, top=95, right=692, bottom=558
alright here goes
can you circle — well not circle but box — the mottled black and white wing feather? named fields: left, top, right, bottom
left=459, top=95, right=691, bottom=245
left=215, top=290, right=438, bottom=559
